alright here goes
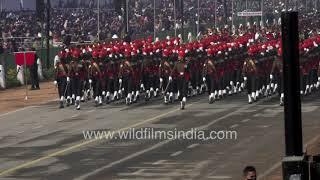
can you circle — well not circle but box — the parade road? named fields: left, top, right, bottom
left=0, top=93, right=319, bottom=180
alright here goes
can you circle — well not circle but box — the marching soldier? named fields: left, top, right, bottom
left=131, top=51, right=141, bottom=103
left=216, top=56, right=225, bottom=99
left=255, top=58, right=264, bottom=100
left=123, top=48, right=140, bottom=103
left=189, top=52, right=202, bottom=96
left=242, top=56, right=257, bottom=104
left=141, top=50, right=156, bottom=101
left=104, top=53, right=118, bottom=103
left=300, top=61, right=309, bottom=96
left=90, top=50, right=103, bottom=106
left=119, top=51, right=134, bottom=105
left=54, top=50, right=69, bottom=108
left=152, top=55, right=161, bottom=97
left=171, top=50, right=188, bottom=109
left=270, top=48, right=284, bottom=105
left=309, top=58, right=319, bottom=92
left=234, top=58, right=244, bottom=93
left=64, top=50, right=73, bottom=106
left=159, top=49, right=173, bottom=104
left=69, top=48, right=83, bottom=110
left=80, top=49, right=91, bottom=102
left=203, top=48, right=218, bottom=103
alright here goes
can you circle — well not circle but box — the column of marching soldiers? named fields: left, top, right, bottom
left=54, top=26, right=320, bottom=110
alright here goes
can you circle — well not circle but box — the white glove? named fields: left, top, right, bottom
left=140, top=83, right=144, bottom=89
left=241, top=82, right=245, bottom=89
left=169, top=76, right=173, bottom=82
left=203, top=77, right=206, bottom=82
left=244, top=77, right=247, bottom=81
left=159, top=78, right=163, bottom=83
left=89, top=79, right=92, bottom=84
left=270, top=74, right=273, bottom=80
left=119, top=78, right=122, bottom=84
left=318, top=77, right=320, bottom=81
left=54, top=81, right=57, bottom=85
left=67, top=77, right=70, bottom=82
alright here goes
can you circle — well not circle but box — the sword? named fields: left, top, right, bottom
left=63, top=80, right=70, bottom=98
left=162, top=78, right=172, bottom=96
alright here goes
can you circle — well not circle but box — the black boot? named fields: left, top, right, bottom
left=59, top=101, right=64, bottom=108
left=76, top=100, right=80, bottom=110
left=71, top=98, right=75, bottom=105
left=66, top=98, right=71, bottom=107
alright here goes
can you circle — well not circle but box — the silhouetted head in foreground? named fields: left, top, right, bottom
left=243, top=166, right=257, bottom=180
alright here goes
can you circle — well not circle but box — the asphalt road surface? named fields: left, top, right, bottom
left=0, top=92, right=320, bottom=180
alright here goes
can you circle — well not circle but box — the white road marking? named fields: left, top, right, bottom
left=170, top=151, right=183, bottom=157
left=230, top=124, right=239, bottom=129
left=302, top=106, right=318, bottom=113
left=132, top=169, right=145, bottom=175
left=87, top=110, right=95, bottom=113
left=128, top=166, right=170, bottom=169
left=257, top=125, right=271, bottom=128
left=0, top=98, right=58, bottom=118
left=207, top=175, right=232, bottom=179
left=17, top=131, right=24, bottom=134
left=32, top=125, right=43, bottom=129
left=241, top=119, right=250, bottom=123
left=71, top=114, right=79, bottom=118
left=144, top=161, right=195, bottom=165
left=152, top=160, right=167, bottom=165
left=0, top=106, right=36, bottom=118
left=187, top=143, right=199, bottom=149
left=253, top=113, right=262, bottom=117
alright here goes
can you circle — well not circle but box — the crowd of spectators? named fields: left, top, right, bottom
left=0, top=0, right=319, bottom=53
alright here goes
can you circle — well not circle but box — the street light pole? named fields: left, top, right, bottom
left=261, top=0, right=264, bottom=27
left=231, top=0, right=234, bottom=31
left=154, top=0, right=156, bottom=40
left=197, top=0, right=200, bottom=38
left=126, top=0, right=129, bottom=33
left=281, top=11, right=309, bottom=180
left=181, top=0, right=184, bottom=41
left=97, top=0, right=100, bottom=41
left=214, top=0, right=217, bottom=28
left=246, top=0, right=248, bottom=23
left=174, top=0, right=177, bottom=37
left=46, top=0, right=50, bottom=69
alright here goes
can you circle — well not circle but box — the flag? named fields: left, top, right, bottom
left=15, top=52, right=36, bottom=66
